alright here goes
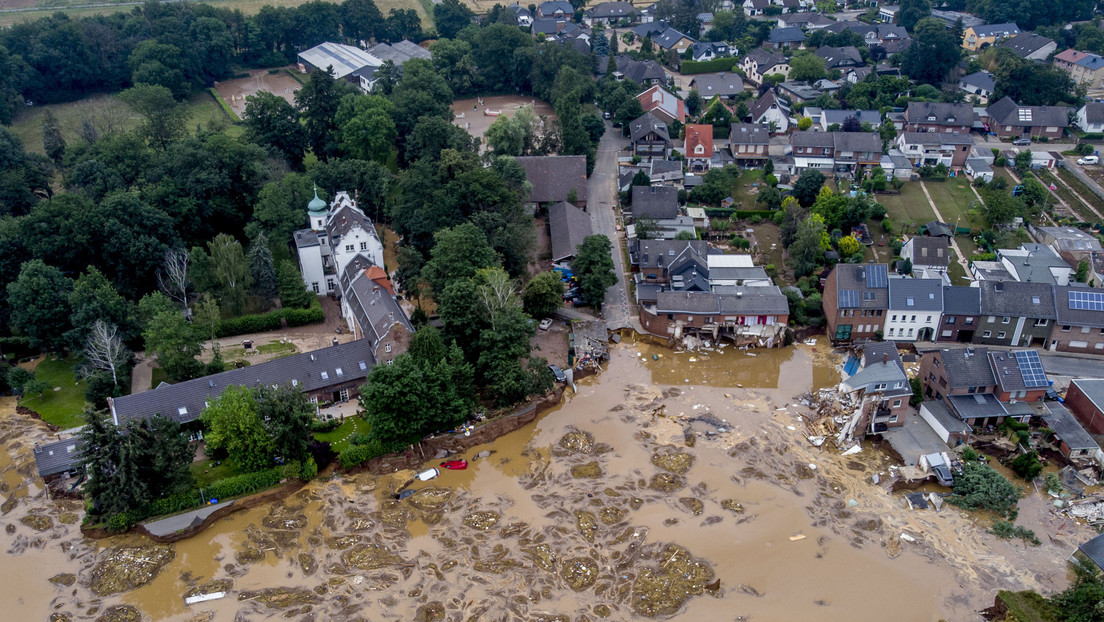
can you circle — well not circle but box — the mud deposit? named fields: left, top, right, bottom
left=0, top=343, right=1096, bottom=621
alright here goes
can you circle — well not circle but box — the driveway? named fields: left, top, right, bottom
left=588, top=123, right=633, bottom=331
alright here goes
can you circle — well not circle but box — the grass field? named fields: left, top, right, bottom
left=314, top=417, right=365, bottom=454
left=9, top=91, right=239, bottom=156
left=0, top=0, right=431, bottom=29
left=19, top=355, right=87, bottom=430
left=190, top=458, right=243, bottom=488
left=876, top=183, right=935, bottom=236
left=923, top=178, right=983, bottom=229
left=150, top=367, right=171, bottom=390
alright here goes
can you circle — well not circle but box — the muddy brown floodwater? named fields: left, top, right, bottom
left=0, top=339, right=1096, bottom=621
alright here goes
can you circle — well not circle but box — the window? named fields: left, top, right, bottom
left=360, top=241, right=368, bottom=251
left=965, top=317, right=973, bottom=324
left=1034, top=319, right=1048, bottom=327
left=892, top=399, right=902, bottom=408
left=942, top=330, right=952, bottom=337
left=874, top=383, right=887, bottom=390
left=326, top=279, right=335, bottom=291
left=997, top=331, right=1006, bottom=338
left=983, top=331, right=991, bottom=338
left=178, top=406, right=188, bottom=417
left=888, top=414, right=899, bottom=423
left=385, top=344, right=392, bottom=353
left=910, top=315, right=916, bottom=322
left=336, top=367, right=343, bottom=376
left=929, top=372, right=937, bottom=382
left=988, top=315, right=996, bottom=323
left=835, top=325, right=853, bottom=340
left=1083, top=326, right=1092, bottom=334
left=312, top=282, right=320, bottom=293
left=945, top=316, right=955, bottom=324
left=876, top=310, right=883, bottom=317
left=358, top=361, right=368, bottom=371
left=926, top=315, right=932, bottom=322
left=891, top=315, right=897, bottom=321
left=907, top=328, right=914, bottom=336
left=1002, top=317, right=1011, bottom=324
left=1063, top=325, right=1072, bottom=332
left=1096, top=343, right=1104, bottom=350
left=320, top=371, right=329, bottom=380
left=345, top=244, right=354, bottom=252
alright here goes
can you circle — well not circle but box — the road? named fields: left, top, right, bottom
left=1037, top=353, right=1104, bottom=379
left=588, top=123, right=632, bottom=331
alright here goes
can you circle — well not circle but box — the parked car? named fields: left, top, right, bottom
left=539, top=318, right=553, bottom=331
left=1078, top=156, right=1099, bottom=165
left=1012, top=137, right=1031, bottom=146
left=548, top=365, right=566, bottom=382
left=563, top=287, right=581, bottom=299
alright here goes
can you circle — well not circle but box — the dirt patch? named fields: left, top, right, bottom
left=212, top=68, right=302, bottom=117
left=451, top=95, right=555, bottom=146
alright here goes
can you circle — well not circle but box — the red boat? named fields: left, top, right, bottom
left=440, top=459, right=468, bottom=470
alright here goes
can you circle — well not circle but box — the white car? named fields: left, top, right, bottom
left=1078, top=155, right=1099, bottom=165
left=539, top=318, right=553, bottom=331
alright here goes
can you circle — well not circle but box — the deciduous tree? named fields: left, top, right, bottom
left=572, top=235, right=617, bottom=309
left=523, top=272, right=566, bottom=318
left=7, top=259, right=73, bottom=352
left=243, top=91, right=308, bottom=169
left=202, top=385, right=274, bottom=472
left=118, top=84, right=190, bottom=150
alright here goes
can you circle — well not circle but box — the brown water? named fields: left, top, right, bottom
left=0, top=344, right=1094, bottom=621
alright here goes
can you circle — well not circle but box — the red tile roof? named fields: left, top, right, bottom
left=364, top=265, right=395, bottom=295
left=684, top=124, right=714, bottom=158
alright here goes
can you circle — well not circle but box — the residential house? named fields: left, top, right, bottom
left=1033, top=226, right=1103, bottom=257
left=583, top=2, right=638, bottom=26
left=339, top=260, right=414, bottom=361
left=515, top=155, right=588, bottom=207
left=729, top=123, right=770, bottom=166
left=631, top=239, right=709, bottom=284
left=548, top=201, right=594, bottom=262
left=925, top=221, right=955, bottom=238
left=1040, top=403, right=1099, bottom=463
left=978, top=243, right=1074, bottom=286
left=777, top=81, right=822, bottom=103
left=930, top=8, right=984, bottom=29
left=1064, top=378, right=1104, bottom=435
left=814, top=46, right=863, bottom=69
left=638, top=85, right=686, bottom=124
left=600, top=55, right=668, bottom=85
left=743, top=0, right=769, bottom=16
left=884, top=276, right=943, bottom=341
left=902, top=236, right=950, bottom=272
left=1074, top=534, right=1104, bottom=577
left=1075, top=102, right=1104, bottom=133
left=986, top=96, right=1070, bottom=140
left=1050, top=287, right=1104, bottom=354
left=959, top=71, right=995, bottom=104
left=919, top=347, right=1045, bottom=425
left=740, top=49, right=790, bottom=85
left=790, top=131, right=883, bottom=174
left=631, top=21, right=668, bottom=39
left=988, top=349, right=1050, bottom=402
left=1054, top=49, right=1104, bottom=89
left=707, top=254, right=772, bottom=287
left=877, top=5, right=898, bottom=22
left=684, top=124, right=715, bottom=173
left=631, top=184, right=680, bottom=221
left=648, top=158, right=684, bottom=185
left=691, top=41, right=734, bottom=62
left=962, top=23, right=1021, bottom=52
left=918, top=347, right=997, bottom=405
left=840, top=342, right=911, bottom=434
left=844, top=66, right=873, bottom=84
left=295, top=190, right=385, bottom=296
left=965, top=158, right=994, bottom=182
left=824, top=263, right=890, bottom=344
left=506, top=4, right=533, bottom=27
left=536, top=1, right=574, bottom=20
left=628, top=111, right=672, bottom=161
left=903, top=102, right=976, bottom=133
left=778, top=13, right=836, bottom=30
left=803, top=107, right=882, bottom=132
left=939, top=286, right=982, bottom=343
left=975, top=280, right=1056, bottom=348
left=997, top=32, right=1057, bottom=61
left=895, top=132, right=974, bottom=167
left=826, top=22, right=910, bottom=50
left=639, top=288, right=790, bottom=341
left=654, top=27, right=696, bottom=53
left=766, top=27, right=806, bottom=49
left=748, top=90, right=791, bottom=132
left=666, top=244, right=711, bottom=292
left=688, top=72, right=744, bottom=99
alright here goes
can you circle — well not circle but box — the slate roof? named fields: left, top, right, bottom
left=888, top=276, right=943, bottom=312
left=631, top=21, right=669, bottom=38
left=515, top=155, right=588, bottom=204
left=936, top=347, right=996, bottom=389
left=922, top=400, right=972, bottom=434
left=814, top=46, right=863, bottom=68
left=986, top=97, right=1071, bottom=128
left=743, top=49, right=788, bottom=71
left=34, top=437, right=83, bottom=477
left=791, top=131, right=881, bottom=153
left=549, top=201, right=593, bottom=261
left=689, top=72, right=744, bottom=97
left=326, top=203, right=373, bottom=242
left=906, top=236, right=950, bottom=267
left=632, top=185, right=680, bottom=220
left=1043, top=403, right=1098, bottom=451
left=1054, top=286, right=1104, bottom=328
left=1078, top=532, right=1104, bottom=572
left=654, top=27, right=694, bottom=50
left=844, top=358, right=909, bottom=393
left=691, top=41, right=732, bottom=59
left=109, top=339, right=377, bottom=426
left=634, top=239, right=708, bottom=270
left=997, top=33, right=1054, bottom=58
left=768, top=27, right=806, bottom=45
left=905, top=102, right=976, bottom=127
left=832, top=263, right=889, bottom=310
left=708, top=266, right=770, bottom=282
left=925, top=221, right=954, bottom=237
left=860, top=341, right=906, bottom=374
left=820, top=109, right=882, bottom=127
left=998, top=245, right=1071, bottom=283
left=971, top=23, right=1021, bottom=38
left=342, top=261, right=413, bottom=347
left=655, top=287, right=790, bottom=315
left=537, top=0, right=574, bottom=16
left=748, top=91, right=787, bottom=122
left=979, top=280, right=1057, bottom=319
left=585, top=1, right=637, bottom=19
left=628, top=111, right=671, bottom=144
left=942, top=286, right=981, bottom=316
left=729, top=123, right=770, bottom=145
left=948, top=393, right=1006, bottom=420
left=1082, top=102, right=1104, bottom=125
left=1036, top=226, right=1103, bottom=252
left=960, top=71, right=995, bottom=93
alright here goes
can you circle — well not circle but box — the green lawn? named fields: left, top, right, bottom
left=732, top=169, right=765, bottom=208
left=877, top=183, right=936, bottom=235
left=923, top=179, right=983, bottom=228
left=150, top=367, right=171, bottom=390
left=19, top=355, right=87, bottom=430
left=190, top=458, right=243, bottom=489
left=314, top=417, right=366, bottom=454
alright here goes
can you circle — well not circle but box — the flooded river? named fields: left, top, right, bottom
left=0, top=342, right=1094, bottom=621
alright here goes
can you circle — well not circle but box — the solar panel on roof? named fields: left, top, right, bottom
left=839, top=289, right=860, bottom=308
left=1013, top=350, right=1048, bottom=388
left=1069, top=290, right=1104, bottom=311
left=866, top=264, right=888, bottom=288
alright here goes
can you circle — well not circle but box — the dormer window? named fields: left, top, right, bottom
left=320, top=371, right=329, bottom=380
left=178, top=406, right=188, bottom=417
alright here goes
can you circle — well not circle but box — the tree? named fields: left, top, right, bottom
left=572, top=235, right=617, bottom=309
left=779, top=197, right=807, bottom=246
left=840, top=115, right=862, bottom=133
left=8, top=366, right=47, bottom=396
left=247, top=173, right=317, bottom=246
left=83, top=320, right=129, bottom=389
left=1013, top=150, right=1033, bottom=175
left=7, top=259, right=73, bottom=352
left=143, top=307, right=204, bottom=382
left=430, top=38, right=477, bottom=95
left=837, top=235, right=862, bottom=259
left=477, top=267, right=519, bottom=328
left=157, top=248, right=191, bottom=308
left=296, top=67, right=346, bottom=161
left=335, top=94, right=397, bottom=163
left=256, top=384, right=315, bottom=463
left=202, top=385, right=274, bottom=472
left=360, top=348, right=475, bottom=445
left=947, top=462, right=1021, bottom=519
left=789, top=52, right=827, bottom=82
left=207, top=234, right=252, bottom=314
left=993, top=52, right=1076, bottom=106
left=68, top=267, right=138, bottom=349
left=409, top=325, right=448, bottom=365
left=277, top=259, right=314, bottom=308
left=896, top=0, right=931, bottom=31
left=42, top=110, right=66, bottom=166
left=248, top=233, right=278, bottom=300
left=900, top=18, right=960, bottom=86
left=797, top=117, right=813, bottom=131
left=1019, top=177, right=1048, bottom=212
left=434, top=0, right=475, bottom=38
left=980, top=187, right=1023, bottom=226
left=793, top=170, right=827, bottom=207
left=1009, top=451, right=1044, bottom=481
left=788, top=214, right=828, bottom=278
left=1076, top=259, right=1090, bottom=283
left=118, top=85, right=190, bottom=150
left=422, top=223, right=500, bottom=296
left=242, top=91, right=308, bottom=169
left=523, top=272, right=566, bottom=317
left=686, top=89, right=703, bottom=117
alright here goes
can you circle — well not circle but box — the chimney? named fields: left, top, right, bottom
left=883, top=354, right=888, bottom=366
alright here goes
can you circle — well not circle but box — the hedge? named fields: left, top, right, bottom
left=339, top=436, right=414, bottom=470
left=703, top=208, right=776, bottom=218
left=680, top=58, right=739, bottom=75
left=208, top=88, right=240, bottom=123
left=214, top=298, right=324, bottom=338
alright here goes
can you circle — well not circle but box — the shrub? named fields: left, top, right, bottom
left=988, top=520, right=1040, bottom=545
left=208, top=88, right=241, bottom=123
left=679, top=58, right=740, bottom=74
left=311, top=419, right=341, bottom=433
left=1009, top=451, right=1043, bottom=481
left=947, top=462, right=1021, bottom=519
left=995, top=156, right=1007, bottom=167
left=961, top=446, right=979, bottom=462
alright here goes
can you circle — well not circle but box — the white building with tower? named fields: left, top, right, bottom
left=294, top=188, right=385, bottom=296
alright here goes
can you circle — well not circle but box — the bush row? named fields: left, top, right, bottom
left=702, top=208, right=776, bottom=218
left=214, top=298, right=323, bottom=338
left=679, top=58, right=739, bottom=75
left=338, top=437, right=412, bottom=470
left=208, top=88, right=241, bottom=123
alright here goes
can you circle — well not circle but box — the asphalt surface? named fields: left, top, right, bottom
left=588, top=123, right=632, bottom=331
left=1037, top=353, right=1104, bottom=379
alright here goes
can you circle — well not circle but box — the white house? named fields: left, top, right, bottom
left=748, top=90, right=790, bottom=133
left=1077, top=102, right=1104, bottom=134
left=294, top=189, right=385, bottom=295
left=885, top=276, right=943, bottom=342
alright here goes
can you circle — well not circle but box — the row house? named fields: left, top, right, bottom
left=937, top=286, right=981, bottom=343
left=997, top=33, right=1057, bottom=61
left=958, top=71, right=995, bottom=105
left=1075, top=102, right=1104, bottom=133
left=582, top=2, right=638, bottom=26
left=884, top=276, right=943, bottom=342
left=903, top=102, right=976, bottom=133
left=1065, top=379, right=1104, bottom=435
left=740, top=49, right=790, bottom=86
left=974, top=280, right=1056, bottom=348
left=895, top=132, right=974, bottom=168
left=790, top=131, right=883, bottom=174
left=684, top=124, right=715, bottom=173
left=918, top=347, right=1047, bottom=427
left=901, top=236, right=950, bottom=274
left=729, top=123, right=770, bottom=167
left=824, top=263, right=889, bottom=344
left=985, top=96, right=1069, bottom=140
left=840, top=342, right=911, bottom=434
left=1054, top=49, right=1104, bottom=89
left=971, top=243, right=1072, bottom=286
left=1050, top=287, right=1104, bottom=354
left=640, top=288, right=790, bottom=341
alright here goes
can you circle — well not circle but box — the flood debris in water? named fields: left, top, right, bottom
left=648, top=473, right=686, bottom=493
left=19, top=512, right=52, bottom=531
left=463, top=511, right=501, bottom=531
left=94, top=604, right=142, bottom=622
left=89, top=545, right=175, bottom=596
left=571, top=461, right=602, bottom=478
left=48, top=572, right=76, bottom=586
left=238, top=586, right=320, bottom=608
left=630, top=544, right=716, bottom=616
left=651, top=448, right=695, bottom=474
left=560, top=557, right=599, bottom=591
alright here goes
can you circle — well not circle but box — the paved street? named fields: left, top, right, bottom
left=588, top=123, right=632, bottom=331
left=1037, top=353, right=1104, bottom=379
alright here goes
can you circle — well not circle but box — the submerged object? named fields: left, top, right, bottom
left=416, top=468, right=440, bottom=482
left=440, top=459, right=468, bottom=470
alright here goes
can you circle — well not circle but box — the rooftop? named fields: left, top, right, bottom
left=549, top=201, right=594, bottom=261
left=934, top=347, right=996, bottom=389
left=515, top=155, right=589, bottom=204
left=1043, top=403, right=1098, bottom=451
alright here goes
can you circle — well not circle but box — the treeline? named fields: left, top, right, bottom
left=0, top=0, right=424, bottom=117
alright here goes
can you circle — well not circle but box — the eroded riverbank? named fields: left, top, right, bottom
left=0, top=342, right=1094, bottom=621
